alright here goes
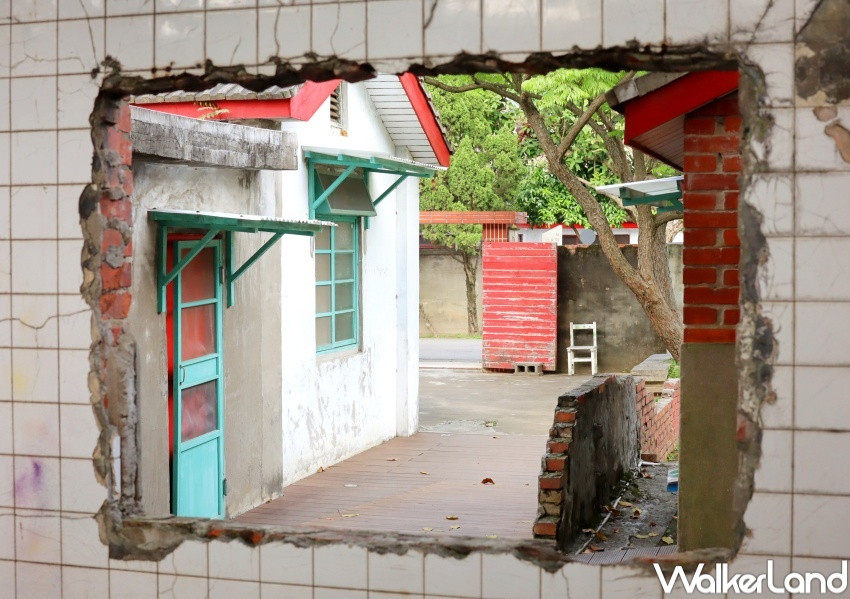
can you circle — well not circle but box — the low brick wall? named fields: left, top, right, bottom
left=533, top=375, right=640, bottom=547
left=638, top=378, right=681, bottom=462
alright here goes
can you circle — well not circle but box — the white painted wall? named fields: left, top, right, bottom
left=515, top=226, right=639, bottom=245
left=276, top=82, right=420, bottom=485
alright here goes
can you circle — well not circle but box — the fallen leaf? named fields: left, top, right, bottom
left=649, top=522, right=657, bottom=527
left=672, top=515, right=678, bottom=520
left=340, top=513, right=359, bottom=518
left=446, top=515, right=459, bottom=520
left=648, top=533, right=659, bottom=537
left=485, top=535, right=498, bottom=539
left=422, top=527, right=434, bottom=532
left=612, top=528, right=621, bottom=534
left=481, top=478, right=495, bottom=485
left=661, top=536, right=674, bottom=545
left=450, top=525, right=461, bottom=530
left=386, top=458, right=398, bottom=462
left=581, top=528, right=595, bottom=534
left=420, top=471, right=429, bottom=475
left=631, top=508, right=642, bottom=519
left=588, top=545, right=604, bottom=552
left=634, top=534, right=649, bottom=539
left=618, top=501, right=633, bottom=507
left=492, top=436, right=499, bottom=439
left=594, top=531, right=607, bottom=541
left=317, top=466, right=325, bottom=473
left=641, top=469, right=653, bottom=479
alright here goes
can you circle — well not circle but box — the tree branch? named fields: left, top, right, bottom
left=653, top=211, right=684, bottom=227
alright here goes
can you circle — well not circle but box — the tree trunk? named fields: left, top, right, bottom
left=461, top=252, right=480, bottom=335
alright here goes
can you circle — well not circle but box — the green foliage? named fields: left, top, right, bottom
left=667, top=360, right=680, bottom=379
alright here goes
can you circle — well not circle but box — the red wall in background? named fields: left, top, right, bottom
left=482, top=242, right=557, bottom=371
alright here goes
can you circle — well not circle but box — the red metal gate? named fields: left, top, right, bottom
left=482, top=242, right=557, bottom=371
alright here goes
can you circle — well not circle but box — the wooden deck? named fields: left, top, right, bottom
left=235, top=432, right=545, bottom=539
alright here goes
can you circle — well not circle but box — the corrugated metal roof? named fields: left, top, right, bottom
left=131, top=82, right=302, bottom=104
left=363, top=75, right=448, bottom=167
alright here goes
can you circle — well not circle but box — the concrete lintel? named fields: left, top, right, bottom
left=130, top=106, right=297, bottom=171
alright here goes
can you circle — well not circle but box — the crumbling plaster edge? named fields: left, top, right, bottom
left=83, top=39, right=777, bottom=574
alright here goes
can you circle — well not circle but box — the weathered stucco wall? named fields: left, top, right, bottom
left=419, top=248, right=484, bottom=336
left=0, top=0, right=843, bottom=597
left=557, top=244, right=684, bottom=373
left=129, top=161, right=283, bottom=517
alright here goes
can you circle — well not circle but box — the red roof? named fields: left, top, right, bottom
left=608, top=71, right=740, bottom=170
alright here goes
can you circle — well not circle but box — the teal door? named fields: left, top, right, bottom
left=172, top=239, right=225, bottom=518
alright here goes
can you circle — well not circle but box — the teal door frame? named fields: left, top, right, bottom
left=172, top=238, right=225, bottom=518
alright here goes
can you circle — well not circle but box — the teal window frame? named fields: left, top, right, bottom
left=315, top=216, right=360, bottom=354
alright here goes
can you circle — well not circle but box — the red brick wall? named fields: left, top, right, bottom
left=482, top=242, right=557, bottom=371
left=682, top=93, right=741, bottom=343
left=638, top=378, right=681, bottom=463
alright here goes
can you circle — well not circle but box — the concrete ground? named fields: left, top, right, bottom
left=419, top=337, right=482, bottom=369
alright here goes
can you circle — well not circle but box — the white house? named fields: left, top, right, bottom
left=128, top=76, right=450, bottom=518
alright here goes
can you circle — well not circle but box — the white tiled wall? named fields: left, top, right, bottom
left=0, top=0, right=842, bottom=597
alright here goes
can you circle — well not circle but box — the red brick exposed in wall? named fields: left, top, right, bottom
left=637, top=379, right=681, bottom=463
left=682, top=92, right=741, bottom=342
left=482, top=242, right=557, bottom=371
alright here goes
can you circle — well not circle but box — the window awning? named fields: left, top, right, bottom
left=595, top=175, right=684, bottom=213
left=304, top=147, right=446, bottom=219
left=148, top=208, right=333, bottom=312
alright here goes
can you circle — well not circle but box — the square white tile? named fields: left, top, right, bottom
left=482, top=0, right=539, bottom=53
left=745, top=43, right=794, bottom=107
left=16, top=561, right=62, bottom=596
left=14, top=403, right=60, bottom=455
left=795, top=302, right=850, bottom=366
left=0, top=81, right=7, bottom=133
left=0, top=133, right=10, bottom=186
left=106, top=15, right=155, bottom=72
left=0, top=402, right=10, bottom=454
left=312, top=3, right=365, bottom=59
left=11, top=22, right=57, bottom=76
left=793, top=494, right=850, bottom=558
left=794, top=431, right=850, bottom=494
left=603, top=0, right=664, bottom=47
left=159, top=539, right=208, bottom=577
left=730, top=0, right=794, bottom=43
left=155, top=11, right=204, bottom=69
left=314, top=543, right=367, bottom=590
left=12, top=239, right=58, bottom=294
left=258, top=5, right=311, bottom=62
left=16, top=507, right=62, bottom=562
left=61, top=513, right=109, bottom=566
left=744, top=174, right=793, bottom=237
left=109, top=570, right=159, bottom=599
left=60, top=404, right=97, bottom=458
left=795, top=238, right=850, bottom=301
left=58, top=17, right=106, bottom=75
left=424, top=553, right=480, bottom=598
left=0, top=455, right=12, bottom=507
left=762, top=364, right=792, bottom=429
left=11, top=0, right=57, bottom=22
left=156, top=0, right=203, bottom=11
left=541, top=0, right=601, bottom=52
left=207, top=0, right=253, bottom=8
left=209, top=539, right=260, bottom=581
left=61, top=457, right=105, bottom=513
left=260, top=583, right=313, bottom=599
left=59, top=129, right=94, bottom=185
left=59, top=0, right=105, bottom=19
left=368, top=550, right=424, bottom=594
left=796, top=105, right=850, bottom=173
left=481, top=553, right=540, bottom=599
left=797, top=173, right=850, bottom=235
left=11, top=185, right=57, bottom=240
left=600, top=563, right=661, bottom=599
left=367, top=0, right=422, bottom=60
left=58, top=75, right=100, bottom=130
left=58, top=185, right=87, bottom=240
left=0, top=188, right=8, bottom=239
left=725, top=555, right=790, bottom=599
left=59, top=348, right=91, bottom=403
left=0, top=561, right=14, bottom=599
left=10, top=75, right=56, bottom=130
left=794, top=366, right=850, bottom=430
left=14, top=456, right=60, bottom=510
left=665, top=0, right=727, bottom=44
left=63, top=565, right=109, bottom=599
left=12, top=293, right=58, bottom=348
left=106, top=0, right=154, bottom=17
left=788, top=557, right=847, bottom=593
left=423, top=0, right=480, bottom=56
left=0, top=350, right=10, bottom=401
left=541, top=561, right=600, bottom=599
left=741, top=491, right=791, bottom=555
left=0, top=507, right=13, bottom=559
left=206, top=8, right=258, bottom=66
left=58, top=238, right=83, bottom=294
left=12, top=348, right=59, bottom=401
left=11, top=131, right=57, bottom=185
left=750, top=107, right=793, bottom=172
left=57, top=297, right=90, bottom=349
left=260, top=542, right=312, bottom=585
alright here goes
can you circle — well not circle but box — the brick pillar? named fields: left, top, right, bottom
left=682, top=92, right=741, bottom=343
left=678, top=92, right=741, bottom=551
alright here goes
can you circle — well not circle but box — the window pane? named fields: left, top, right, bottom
left=181, top=304, right=216, bottom=361
left=335, top=222, right=354, bottom=250
left=316, top=316, right=332, bottom=346
left=335, top=282, right=354, bottom=311
left=335, top=312, right=354, bottom=342
left=316, top=285, right=331, bottom=313
left=180, top=247, right=216, bottom=303
left=316, top=254, right=331, bottom=281
left=316, top=226, right=331, bottom=250
left=334, top=253, right=353, bottom=280
left=181, top=380, right=217, bottom=442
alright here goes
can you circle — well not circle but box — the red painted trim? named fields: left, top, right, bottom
left=515, top=221, right=638, bottom=230
left=623, top=71, right=740, bottom=145
left=399, top=73, right=452, bottom=167
left=290, top=80, right=341, bottom=121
